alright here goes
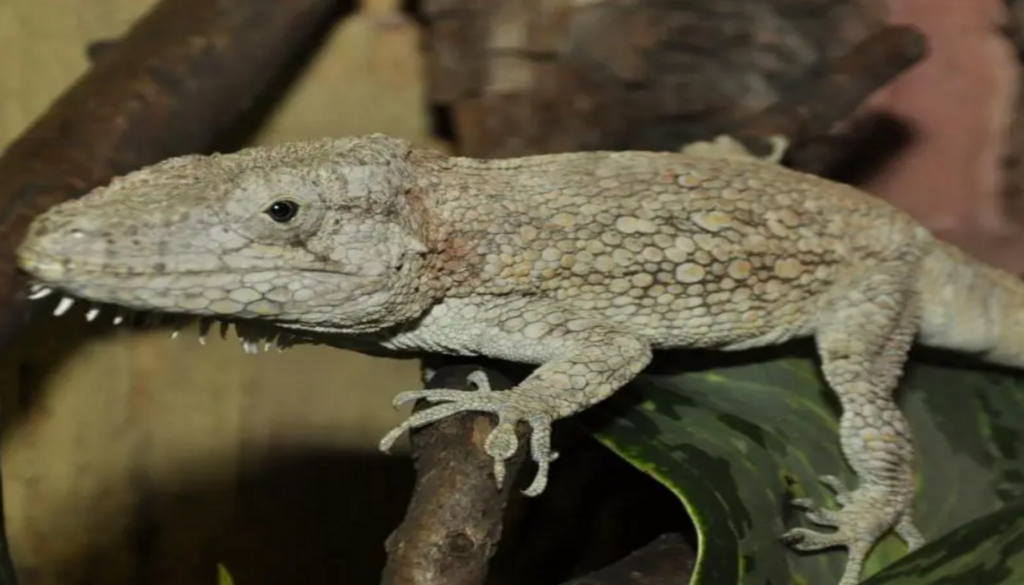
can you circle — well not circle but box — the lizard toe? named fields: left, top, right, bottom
left=483, top=420, right=520, bottom=487
left=803, top=508, right=842, bottom=528
left=379, top=384, right=561, bottom=497
left=482, top=404, right=557, bottom=496
left=391, top=388, right=469, bottom=408
left=780, top=526, right=849, bottom=551
left=819, top=475, right=855, bottom=506
left=377, top=393, right=475, bottom=452
left=782, top=481, right=918, bottom=585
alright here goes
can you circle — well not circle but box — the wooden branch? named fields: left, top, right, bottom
left=421, top=0, right=891, bottom=158
left=726, top=24, right=929, bottom=172
left=558, top=534, right=695, bottom=585
left=380, top=365, right=529, bottom=585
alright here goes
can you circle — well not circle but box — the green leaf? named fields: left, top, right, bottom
left=591, top=345, right=1024, bottom=585
left=864, top=498, right=1024, bottom=584
left=217, top=564, right=234, bottom=585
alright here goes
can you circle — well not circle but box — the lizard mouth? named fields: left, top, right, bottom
left=23, top=280, right=309, bottom=354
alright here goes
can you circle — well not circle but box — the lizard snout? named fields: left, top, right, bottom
left=16, top=209, right=115, bottom=277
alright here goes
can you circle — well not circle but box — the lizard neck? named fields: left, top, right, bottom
left=406, top=151, right=494, bottom=297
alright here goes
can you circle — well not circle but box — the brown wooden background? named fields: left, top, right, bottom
left=0, top=0, right=434, bottom=583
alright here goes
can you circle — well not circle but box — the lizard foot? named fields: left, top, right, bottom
left=378, top=370, right=560, bottom=497
left=781, top=475, right=924, bottom=585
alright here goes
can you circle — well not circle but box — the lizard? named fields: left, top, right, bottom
left=13, top=132, right=1024, bottom=585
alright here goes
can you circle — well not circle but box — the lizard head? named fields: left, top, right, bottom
left=16, top=134, right=439, bottom=341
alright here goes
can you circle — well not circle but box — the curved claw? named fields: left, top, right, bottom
left=390, top=372, right=496, bottom=408
left=804, top=509, right=841, bottom=528
left=391, top=390, right=426, bottom=408
left=789, top=497, right=840, bottom=528
left=484, top=421, right=520, bottom=489
left=392, top=388, right=471, bottom=408
left=521, top=411, right=556, bottom=496
left=819, top=475, right=851, bottom=495
left=790, top=497, right=816, bottom=510
left=819, top=475, right=854, bottom=507
left=781, top=526, right=848, bottom=551
left=896, top=514, right=926, bottom=550
left=522, top=448, right=559, bottom=496
left=378, top=424, right=408, bottom=453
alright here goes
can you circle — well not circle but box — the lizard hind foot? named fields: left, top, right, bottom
left=781, top=475, right=923, bottom=585
left=377, top=371, right=560, bottom=497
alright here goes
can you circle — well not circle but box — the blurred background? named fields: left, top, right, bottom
left=0, top=0, right=1020, bottom=583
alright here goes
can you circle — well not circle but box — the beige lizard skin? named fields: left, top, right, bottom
left=15, top=133, right=1024, bottom=585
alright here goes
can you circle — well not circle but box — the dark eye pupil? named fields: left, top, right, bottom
left=266, top=200, right=299, bottom=222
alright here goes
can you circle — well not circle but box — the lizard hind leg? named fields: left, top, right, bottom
left=782, top=262, right=925, bottom=585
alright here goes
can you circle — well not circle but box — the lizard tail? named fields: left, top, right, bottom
left=917, top=239, right=1024, bottom=367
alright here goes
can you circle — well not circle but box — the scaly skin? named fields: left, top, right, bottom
left=15, top=134, right=1024, bottom=584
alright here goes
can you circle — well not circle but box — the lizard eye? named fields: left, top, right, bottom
left=265, top=199, right=300, bottom=223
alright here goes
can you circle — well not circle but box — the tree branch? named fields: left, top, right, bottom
left=380, top=365, right=528, bottom=585
left=726, top=24, right=929, bottom=172
left=558, top=534, right=695, bottom=585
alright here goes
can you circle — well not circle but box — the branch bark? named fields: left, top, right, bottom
left=559, top=534, right=695, bottom=585
left=380, top=365, right=529, bottom=585
left=725, top=24, right=928, bottom=174
left=422, top=0, right=891, bottom=158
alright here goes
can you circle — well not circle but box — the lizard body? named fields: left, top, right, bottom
left=15, top=134, right=1024, bottom=585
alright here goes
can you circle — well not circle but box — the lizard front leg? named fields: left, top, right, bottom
left=783, top=260, right=925, bottom=585
left=377, top=297, right=653, bottom=496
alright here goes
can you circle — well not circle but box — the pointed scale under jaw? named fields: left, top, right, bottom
left=22, top=280, right=298, bottom=355
left=15, top=135, right=434, bottom=353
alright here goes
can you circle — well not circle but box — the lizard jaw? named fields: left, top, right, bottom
left=23, top=281, right=305, bottom=354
